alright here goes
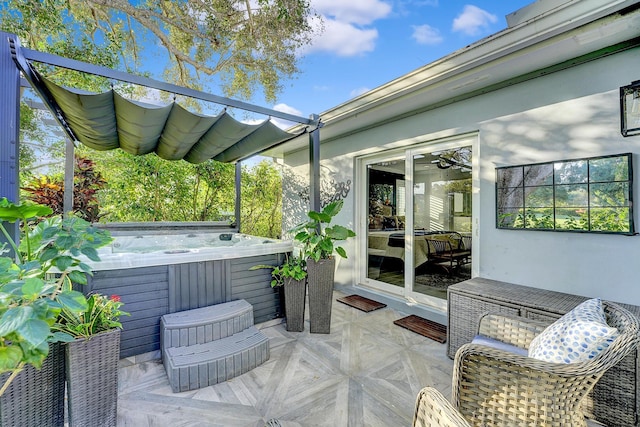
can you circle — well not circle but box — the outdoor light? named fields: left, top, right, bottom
left=620, top=80, right=640, bottom=137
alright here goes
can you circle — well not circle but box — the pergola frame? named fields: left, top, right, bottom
left=0, top=31, right=323, bottom=245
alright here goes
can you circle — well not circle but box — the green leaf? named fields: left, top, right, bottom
left=1, top=281, right=23, bottom=296
left=54, top=256, right=74, bottom=271
left=21, top=277, right=46, bottom=298
left=318, top=239, right=333, bottom=252
left=308, top=211, right=331, bottom=223
left=293, top=231, right=310, bottom=242
left=68, top=270, right=88, bottom=285
left=16, top=318, right=50, bottom=347
left=56, top=234, right=75, bottom=250
left=0, top=199, right=52, bottom=222
left=39, top=247, right=59, bottom=262
left=0, top=307, right=32, bottom=336
left=0, top=257, right=13, bottom=271
left=19, top=340, right=49, bottom=368
left=0, top=346, right=23, bottom=372
left=50, top=331, right=76, bottom=343
left=322, top=200, right=343, bottom=217
left=57, top=290, right=88, bottom=312
left=80, top=246, right=100, bottom=261
left=21, top=260, right=42, bottom=274
left=78, top=262, right=93, bottom=273
left=335, top=246, right=348, bottom=259
left=326, top=225, right=356, bottom=240
left=41, top=226, right=60, bottom=240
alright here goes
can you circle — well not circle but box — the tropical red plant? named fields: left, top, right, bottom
left=22, top=156, right=106, bottom=222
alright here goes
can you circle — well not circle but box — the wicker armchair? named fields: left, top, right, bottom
left=414, top=301, right=640, bottom=427
left=413, top=387, right=470, bottom=427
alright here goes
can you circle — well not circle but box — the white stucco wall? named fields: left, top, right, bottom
left=284, top=46, right=640, bottom=307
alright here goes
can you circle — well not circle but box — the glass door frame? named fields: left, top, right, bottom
left=356, top=133, right=479, bottom=311
left=358, top=149, right=408, bottom=297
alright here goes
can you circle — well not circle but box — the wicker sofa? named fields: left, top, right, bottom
left=414, top=301, right=640, bottom=427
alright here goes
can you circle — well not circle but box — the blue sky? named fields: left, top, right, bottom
left=269, top=0, right=533, bottom=122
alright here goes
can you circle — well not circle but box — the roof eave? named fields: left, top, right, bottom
left=285, top=0, right=640, bottom=144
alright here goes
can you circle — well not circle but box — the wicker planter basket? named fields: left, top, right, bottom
left=66, top=328, right=121, bottom=427
left=0, top=343, right=65, bottom=427
left=307, top=258, right=335, bottom=334
left=283, top=277, right=307, bottom=332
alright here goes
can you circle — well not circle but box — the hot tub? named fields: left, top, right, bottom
left=91, top=231, right=292, bottom=270
left=81, top=226, right=291, bottom=358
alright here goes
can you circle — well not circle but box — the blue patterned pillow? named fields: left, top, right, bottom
left=528, top=298, right=619, bottom=364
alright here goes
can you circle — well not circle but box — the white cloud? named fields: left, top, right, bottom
left=273, top=103, right=303, bottom=116
left=312, top=0, right=391, bottom=26
left=270, top=103, right=305, bottom=129
left=302, top=18, right=378, bottom=57
left=350, top=87, right=370, bottom=97
left=412, top=24, right=443, bottom=45
left=452, top=5, right=497, bottom=36
left=298, top=0, right=390, bottom=57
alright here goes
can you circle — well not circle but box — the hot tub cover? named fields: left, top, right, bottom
left=40, top=76, right=306, bottom=164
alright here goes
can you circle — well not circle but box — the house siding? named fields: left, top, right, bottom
left=284, top=44, right=640, bottom=309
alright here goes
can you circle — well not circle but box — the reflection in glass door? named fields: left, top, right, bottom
left=361, top=142, right=473, bottom=305
left=366, top=158, right=406, bottom=294
left=411, top=147, right=472, bottom=300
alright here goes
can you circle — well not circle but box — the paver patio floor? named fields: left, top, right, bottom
left=116, top=290, right=454, bottom=426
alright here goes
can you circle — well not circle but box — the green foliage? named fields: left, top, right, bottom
left=507, top=207, right=629, bottom=233
left=240, top=160, right=283, bottom=238
left=89, top=150, right=283, bottom=238
left=292, top=200, right=356, bottom=262
left=90, top=149, right=236, bottom=223
left=53, top=293, right=129, bottom=339
left=0, top=198, right=112, bottom=395
left=251, top=253, right=307, bottom=288
left=1, top=0, right=317, bottom=102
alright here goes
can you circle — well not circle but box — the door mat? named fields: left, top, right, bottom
left=336, top=295, right=387, bottom=312
left=394, top=315, right=447, bottom=343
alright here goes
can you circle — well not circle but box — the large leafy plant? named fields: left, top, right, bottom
left=292, top=200, right=356, bottom=262
left=53, top=293, right=129, bottom=339
left=0, top=198, right=112, bottom=395
left=251, top=253, right=307, bottom=288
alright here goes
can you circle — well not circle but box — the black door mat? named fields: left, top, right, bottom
left=394, top=315, right=447, bottom=343
left=336, top=295, right=387, bottom=312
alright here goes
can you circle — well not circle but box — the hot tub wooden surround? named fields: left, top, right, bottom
left=82, top=253, right=285, bottom=358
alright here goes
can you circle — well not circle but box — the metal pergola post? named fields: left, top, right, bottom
left=0, top=32, right=21, bottom=248
left=235, top=162, right=242, bottom=231
left=63, top=138, right=74, bottom=216
left=309, top=115, right=322, bottom=214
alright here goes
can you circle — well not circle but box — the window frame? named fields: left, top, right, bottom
left=495, top=153, right=635, bottom=235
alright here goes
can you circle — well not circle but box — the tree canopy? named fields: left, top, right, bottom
left=1, top=0, right=317, bottom=102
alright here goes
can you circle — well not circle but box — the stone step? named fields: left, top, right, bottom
left=164, top=326, right=270, bottom=393
left=160, top=299, right=254, bottom=355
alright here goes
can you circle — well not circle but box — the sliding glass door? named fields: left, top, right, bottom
left=410, top=147, right=472, bottom=302
left=365, top=156, right=407, bottom=295
left=360, top=139, right=473, bottom=307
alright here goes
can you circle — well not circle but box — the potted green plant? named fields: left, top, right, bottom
left=0, top=198, right=112, bottom=426
left=291, top=200, right=355, bottom=334
left=252, top=254, right=307, bottom=332
left=53, top=293, right=128, bottom=427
